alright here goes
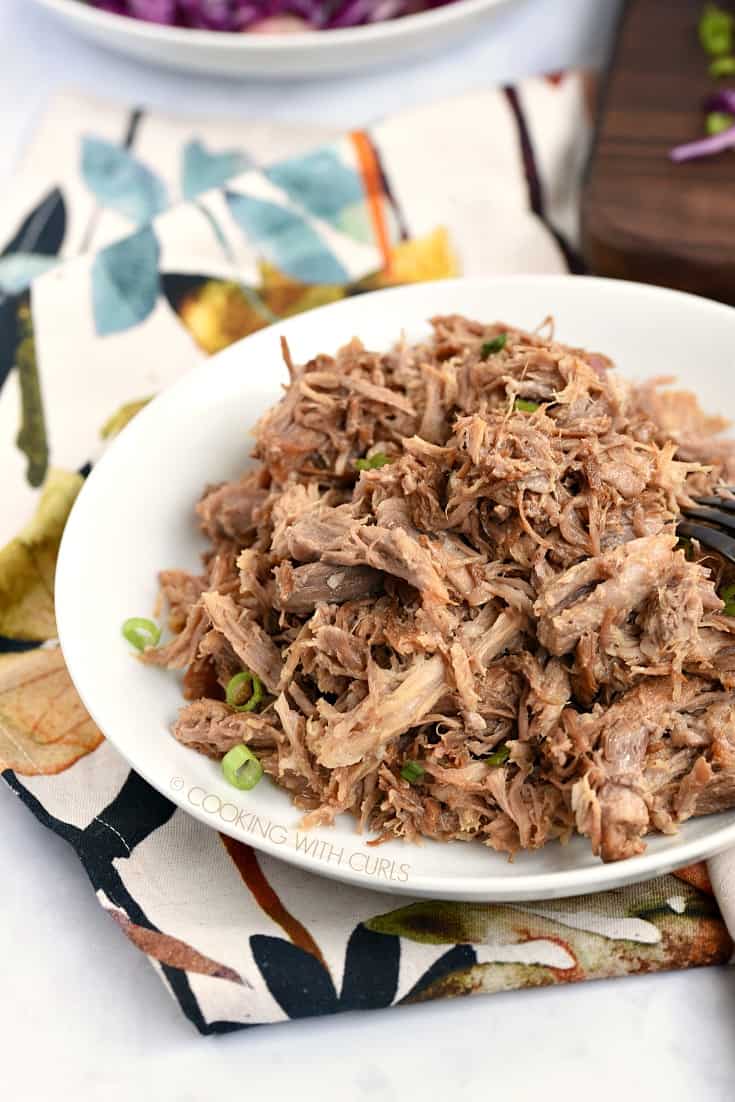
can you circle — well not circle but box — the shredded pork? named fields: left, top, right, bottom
left=149, top=315, right=735, bottom=862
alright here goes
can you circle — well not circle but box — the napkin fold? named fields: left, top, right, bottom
left=1, top=79, right=733, bottom=1035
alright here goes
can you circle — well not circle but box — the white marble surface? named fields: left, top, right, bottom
left=2, top=1, right=734, bottom=1098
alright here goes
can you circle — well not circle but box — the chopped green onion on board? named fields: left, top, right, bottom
left=699, top=3, right=734, bottom=55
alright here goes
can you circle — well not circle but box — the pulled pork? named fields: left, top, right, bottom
left=150, top=316, right=735, bottom=862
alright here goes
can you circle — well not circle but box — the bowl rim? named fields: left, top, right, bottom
left=33, top=0, right=510, bottom=51
left=56, top=274, right=735, bottom=901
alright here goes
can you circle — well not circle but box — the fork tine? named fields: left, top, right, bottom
left=689, top=496, right=735, bottom=515
left=678, top=520, right=735, bottom=565
left=681, top=504, right=735, bottom=532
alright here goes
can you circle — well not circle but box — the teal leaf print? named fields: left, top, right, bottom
left=266, top=149, right=364, bottom=227
left=182, top=139, right=252, bottom=201
left=92, top=226, right=160, bottom=336
left=81, top=136, right=168, bottom=225
left=225, top=190, right=348, bottom=285
left=2, top=187, right=67, bottom=257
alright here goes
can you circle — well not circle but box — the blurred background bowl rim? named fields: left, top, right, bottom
left=31, top=0, right=512, bottom=51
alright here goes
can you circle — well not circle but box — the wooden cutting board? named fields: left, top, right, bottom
left=581, top=0, right=735, bottom=303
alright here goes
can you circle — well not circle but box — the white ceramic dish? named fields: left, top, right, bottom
left=57, top=275, right=735, bottom=901
left=31, top=0, right=514, bottom=79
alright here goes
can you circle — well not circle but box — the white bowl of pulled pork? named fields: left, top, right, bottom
left=56, top=275, right=735, bottom=901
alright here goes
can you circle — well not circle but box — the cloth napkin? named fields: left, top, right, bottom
left=1, top=79, right=733, bottom=1035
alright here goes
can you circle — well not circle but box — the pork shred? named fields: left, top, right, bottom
left=155, top=315, right=735, bottom=863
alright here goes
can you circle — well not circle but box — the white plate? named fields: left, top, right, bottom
left=31, top=0, right=514, bottom=78
left=57, top=275, right=735, bottom=901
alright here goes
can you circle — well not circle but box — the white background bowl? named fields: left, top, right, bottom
left=56, top=275, right=735, bottom=901
left=31, top=0, right=516, bottom=78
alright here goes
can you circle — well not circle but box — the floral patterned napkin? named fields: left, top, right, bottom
left=1, top=78, right=732, bottom=1035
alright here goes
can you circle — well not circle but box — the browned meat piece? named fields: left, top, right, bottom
left=311, top=654, right=448, bottom=768
left=286, top=505, right=451, bottom=605
left=596, top=784, right=649, bottom=862
left=199, top=629, right=242, bottom=689
left=485, top=766, right=572, bottom=852
left=638, top=554, right=722, bottom=670
left=675, top=435, right=735, bottom=481
left=254, top=337, right=424, bottom=482
left=182, top=655, right=221, bottom=701
left=197, top=468, right=269, bottom=543
left=534, top=534, right=680, bottom=655
left=202, top=592, right=282, bottom=692
left=514, top=653, right=571, bottom=741
left=282, top=506, right=357, bottom=562
left=272, top=693, right=324, bottom=796
left=569, top=678, right=735, bottom=860
left=273, top=562, right=384, bottom=613
left=172, top=699, right=253, bottom=757
left=159, top=569, right=205, bottom=632
left=141, top=602, right=209, bottom=670
left=151, top=314, right=735, bottom=864
left=457, top=607, right=525, bottom=665
left=634, top=379, right=729, bottom=440
left=674, top=757, right=714, bottom=820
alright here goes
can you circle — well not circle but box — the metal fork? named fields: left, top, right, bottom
left=679, top=491, right=735, bottom=564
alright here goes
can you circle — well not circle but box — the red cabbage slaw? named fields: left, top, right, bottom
left=670, top=3, right=735, bottom=161
left=88, top=0, right=457, bottom=31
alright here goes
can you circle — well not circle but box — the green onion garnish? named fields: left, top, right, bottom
left=718, top=582, right=735, bottom=615
left=486, top=744, right=511, bottom=766
left=706, top=109, right=735, bottom=133
left=514, top=397, right=540, bottom=413
left=225, top=670, right=263, bottom=713
left=400, top=760, right=425, bottom=784
left=222, top=744, right=264, bottom=790
left=699, top=3, right=733, bottom=56
left=677, top=536, right=696, bottom=561
left=122, top=617, right=161, bottom=652
left=355, top=452, right=391, bottom=471
left=710, top=56, right=735, bottom=77
left=480, top=333, right=507, bottom=358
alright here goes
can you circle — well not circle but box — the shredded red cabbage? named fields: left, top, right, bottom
left=669, top=85, right=735, bottom=161
left=705, top=87, right=735, bottom=112
left=669, top=122, right=735, bottom=162
left=88, top=0, right=455, bottom=29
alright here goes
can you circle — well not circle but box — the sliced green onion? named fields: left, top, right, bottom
left=719, top=582, right=735, bottom=604
left=719, top=582, right=735, bottom=614
left=514, top=397, right=540, bottom=413
left=709, top=56, right=735, bottom=77
left=400, top=760, right=425, bottom=784
left=355, top=452, right=391, bottom=471
left=222, top=744, right=263, bottom=790
left=486, top=744, right=511, bottom=766
left=226, top=670, right=263, bottom=713
left=706, top=110, right=735, bottom=133
left=677, top=535, right=695, bottom=561
left=122, top=617, right=161, bottom=652
left=480, top=333, right=507, bottom=358
left=699, top=3, right=733, bottom=56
